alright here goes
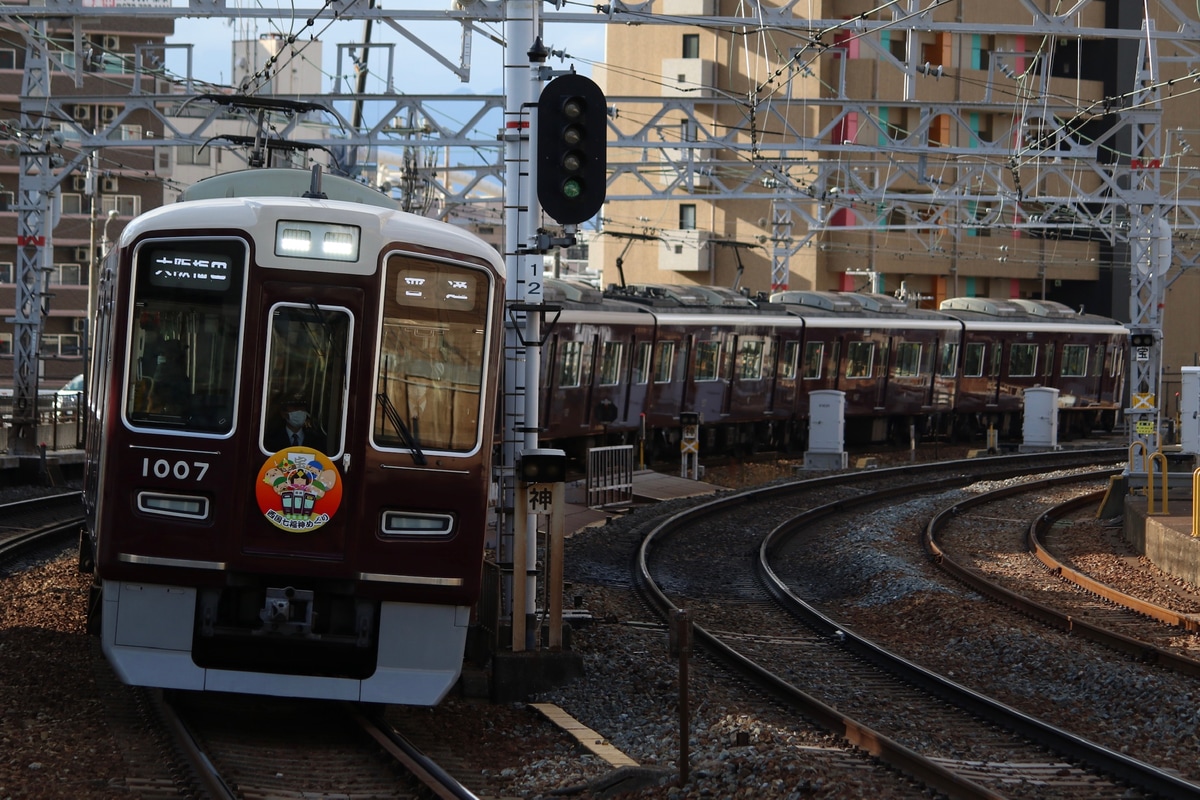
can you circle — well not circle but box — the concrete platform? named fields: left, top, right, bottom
left=1124, top=497, right=1200, bottom=587
left=564, top=469, right=717, bottom=535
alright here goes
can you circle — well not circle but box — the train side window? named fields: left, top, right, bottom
left=779, top=341, right=800, bottom=380
left=963, top=343, right=985, bottom=377
left=694, top=341, right=721, bottom=381
left=598, top=342, right=624, bottom=386
left=938, top=342, right=959, bottom=377
left=375, top=254, right=494, bottom=453
left=1109, top=344, right=1123, bottom=378
left=653, top=341, right=676, bottom=383
left=845, top=341, right=874, bottom=379
left=632, top=342, right=652, bottom=385
left=559, top=341, right=584, bottom=388
left=1061, top=344, right=1088, bottom=377
left=737, top=339, right=764, bottom=380
left=1009, top=343, right=1038, bottom=377
left=895, top=342, right=922, bottom=377
left=801, top=342, right=823, bottom=379
left=125, top=238, right=247, bottom=434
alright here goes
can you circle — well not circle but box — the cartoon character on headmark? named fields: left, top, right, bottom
left=256, top=447, right=343, bottom=532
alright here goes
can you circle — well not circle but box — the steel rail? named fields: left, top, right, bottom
left=633, top=449, right=1133, bottom=799
left=1029, top=491, right=1200, bottom=635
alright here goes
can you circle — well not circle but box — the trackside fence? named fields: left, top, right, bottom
left=586, top=444, right=634, bottom=508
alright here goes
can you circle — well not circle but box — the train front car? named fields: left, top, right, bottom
left=83, top=193, right=505, bottom=704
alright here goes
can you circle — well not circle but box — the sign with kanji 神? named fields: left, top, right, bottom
left=527, top=483, right=559, bottom=515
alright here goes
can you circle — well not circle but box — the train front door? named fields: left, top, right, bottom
left=242, top=283, right=364, bottom=562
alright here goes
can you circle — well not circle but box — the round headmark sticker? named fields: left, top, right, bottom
left=256, top=447, right=343, bottom=532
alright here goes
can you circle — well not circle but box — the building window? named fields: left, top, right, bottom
left=0, top=49, right=15, bottom=70
left=51, top=263, right=86, bottom=285
left=682, top=34, right=700, bottom=59
left=679, top=203, right=696, bottom=230
left=61, top=193, right=84, bottom=215
left=0, top=332, right=10, bottom=355
left=101, top=195, right=140, bottom=217
left=0, top=262, right=12, bottom=283
left=176, top=145, right=210, bottom=166
left=40, top=333, right=81, bottom=357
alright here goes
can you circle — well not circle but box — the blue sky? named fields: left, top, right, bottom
left=166, top=14, right=604, bottom=96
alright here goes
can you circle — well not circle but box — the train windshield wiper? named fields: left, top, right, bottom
left=376, top=392, right=427, bottom=465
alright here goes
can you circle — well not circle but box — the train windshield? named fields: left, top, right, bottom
left=125, top=239, right=247, bottom=433
left=374, top=254, right=493, bottom=454
left=262, top=304, right=351, bottom=458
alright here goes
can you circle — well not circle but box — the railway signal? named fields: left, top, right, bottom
left=537, top=73, right=607, bottom=225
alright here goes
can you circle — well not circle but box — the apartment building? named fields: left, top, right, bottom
left=0, top=17, right=173, bottom=391
left=593, top=3, right=1194, bottom=311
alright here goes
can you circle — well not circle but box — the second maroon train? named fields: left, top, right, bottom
left=538, top=280, right=1128, bottom=461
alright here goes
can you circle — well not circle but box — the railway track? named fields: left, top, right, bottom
left=0, top=491, right=84, bottom=567
left=155, top=691, right=480, bottom=799
left=632, top=447, right=1200, bottom=798
left=927, top=474, right=1200, bottom=675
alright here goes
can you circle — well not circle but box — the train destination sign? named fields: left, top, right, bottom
left=147, top=250, right=233, bottom=291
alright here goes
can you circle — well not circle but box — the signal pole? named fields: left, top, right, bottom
left=500, top=0, right=544, bottom=646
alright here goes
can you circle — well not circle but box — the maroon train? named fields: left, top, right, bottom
left=537, top=280, right=1128, bottom=461
left=80, top=169, right=506, bottom=704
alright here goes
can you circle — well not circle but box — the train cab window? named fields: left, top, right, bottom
left=558, top=341, right=585, bottom=388
left=779, top=341, right=799, bottom=380
left=694, top=341, right=721, bottom=381
left=125, top=238, right=247, bottom=434
left=375, top=254, right=494, bottom=453
left=963, top=343, right=985, bottom=377
left=652, top=341, right=676, bottom=383
left=845, top=341, right=874, bottom=379
left=737, top=339, right=764, bottom=380
left=802, top=342, right=823, bottom=379
left=1061, top=344, right=1088, bottom=377
left=1009, top=343, right=1038, bottom=377
left=938, top=342, right=958, bottom=377
left=598, top=342, right=624, bottom=386
left=632, top=342, right=652, bottom=385
left=895, top=342, right=922, bottom=377
left=262, top=305, right=351, bottom=457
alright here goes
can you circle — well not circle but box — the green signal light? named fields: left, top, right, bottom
left=562, top=178, right=584, bottom=199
